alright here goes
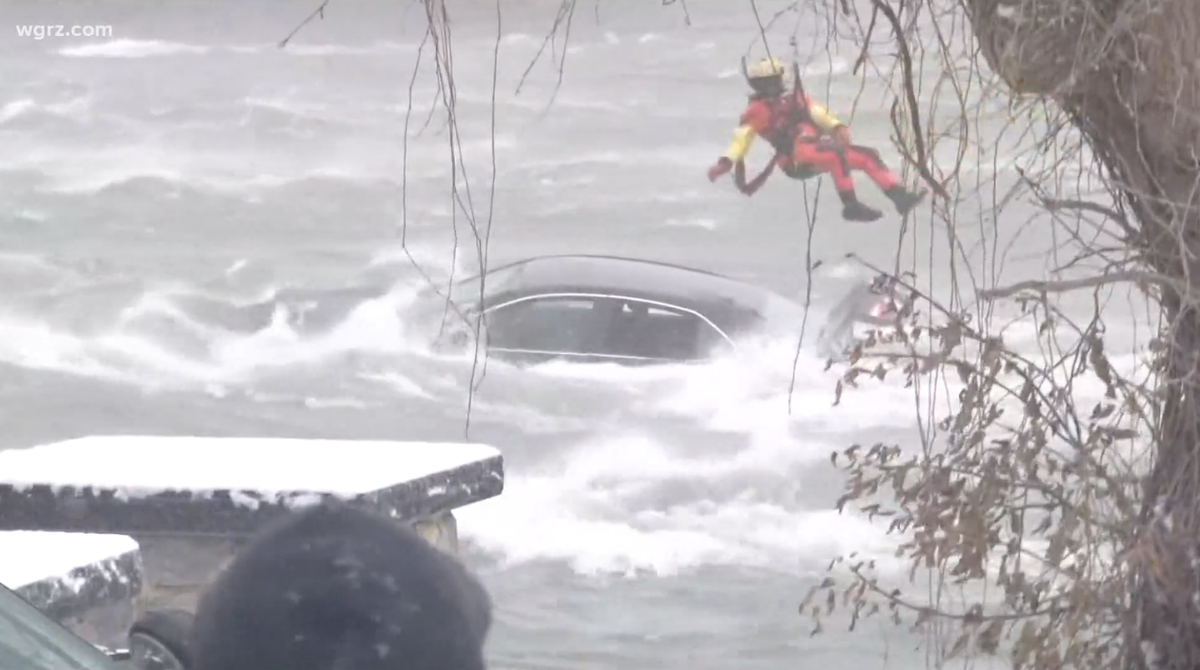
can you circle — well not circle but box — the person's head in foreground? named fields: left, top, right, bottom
left=191, top=501, right=492, bottom=670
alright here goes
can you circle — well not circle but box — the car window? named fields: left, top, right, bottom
left=447, top=261, right=529, bottom=309
left=0, top=585, right=113, bottom=670
left=484, top=296, right=604, bottom=354
left=603, top=301, right=720, bottom=360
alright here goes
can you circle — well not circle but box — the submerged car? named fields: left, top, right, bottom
left=422, top=254, right=806, bottom=365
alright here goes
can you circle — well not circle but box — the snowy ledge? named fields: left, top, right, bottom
left=0, top=435, right=505, bottom=536
left=1, top=531, right=143, bottom=650
left=0, top=435, right=506, bottom=645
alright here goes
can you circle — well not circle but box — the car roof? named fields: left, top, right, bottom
left=463, top=254, right=798, bottom=320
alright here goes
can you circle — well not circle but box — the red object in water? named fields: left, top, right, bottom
left=869, top=299, right=897, bottom=319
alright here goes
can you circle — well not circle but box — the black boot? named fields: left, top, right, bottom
left=839, top=190, right=882, bottom=222
left=885, top=186, right=926, bottom=216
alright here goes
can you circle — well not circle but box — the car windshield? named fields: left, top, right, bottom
left=446, top=261, right=529, bottom=309
left=0, top=585, right=113, bottom=670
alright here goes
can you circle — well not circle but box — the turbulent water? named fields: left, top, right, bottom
left=0, top=0, right=1149, bottom=669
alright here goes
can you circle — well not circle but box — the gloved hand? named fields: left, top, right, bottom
left=833, top=125, right=852, bottom=147
left=707, top=157, right=733, bottom=182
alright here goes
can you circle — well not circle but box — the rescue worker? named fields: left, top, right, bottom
left=708, top=57, right=925, bottom=222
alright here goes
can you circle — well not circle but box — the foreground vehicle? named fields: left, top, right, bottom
left=426, top=254, right=806, bottom=365
left=0, top=583, right=132, bottom=669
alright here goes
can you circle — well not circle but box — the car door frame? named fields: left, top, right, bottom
left=0, top=584, right=123, bottom=670
left=599, top=295, right=738, bottom=363
left=479, top=292, right=736, bottom=364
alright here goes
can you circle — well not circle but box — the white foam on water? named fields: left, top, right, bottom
left=0, top=316, right=129, bottom=382
left=457, top=325, right=1156, bottom=578
left=664, top=217, right=718, bottom=229
left=358, top=371, right=439, bottom=401
left=14, top=145, right=384, bottom=196
left=0, top=252, right=63, bottom=275
left=152, top=42, right=410, bottom=57
left=500, top=33, right=540, bottom=47
left=57, top=39, right=209, bottom=58
left=209, top=286, right=425, bottom=372
left=801, top=57, right=851, bottom=77
left=457, top=424, right=904, bottom=578
left=0, top=532, right=138, bottom=589
left=650, top=338, right=925, bottom=434
left=0, top=99, right=38, bottom=123
left=280, top=42, right=410, bottom=57
left=454, top=337, right=916, bottom=577
left=11, top=209, right=48, bottom=224
left=0, top=278, right=444, bottom=395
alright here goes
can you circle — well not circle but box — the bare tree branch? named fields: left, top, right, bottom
left=278, top=0, right=331, bottom=49
left=978, top=271, right=1162, bottom=300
